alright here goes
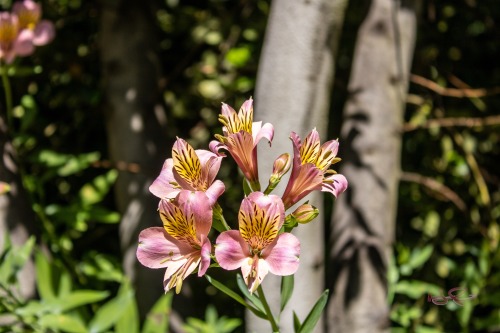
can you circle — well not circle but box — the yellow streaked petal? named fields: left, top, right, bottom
left=238, top=200, right=280, bottom=251
left=160, top=203, right=198, bottom=246
left=238, top=99, right=254, bottom=133
left=299, top=132, right=320, bottom=165
left=172, top=140, right=204, bottom=190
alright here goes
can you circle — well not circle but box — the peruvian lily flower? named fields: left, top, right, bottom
left=136, top=191, right=212, bottom=293
left=281, top=128, right=348, bottom=209
left=149, top=138, right=225, bottom=206
left=209, top=98, right=274, bottom=191
left=215, top=192, right=300, bottom=293
left=0, top=12, right=34, bottom=63
left=13, top=0, right=55, bottom=46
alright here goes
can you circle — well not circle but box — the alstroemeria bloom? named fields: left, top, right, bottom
left=209, top=98, right=274, bottom=191
left=12, top=0, right=55, bottom=46
left=137, top=191, right=212, bottom=293
left=281, top=128, right=348, bottom=209
left=149, top=138, right=225, bottom=206
left=215, top=192, right=300, bottom=293
left=0, top=12, right=34, bottom=63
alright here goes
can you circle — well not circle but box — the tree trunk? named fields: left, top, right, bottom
left=253, top=0, right=348, bottom=332
left=0, top=117, right=37, bottom=300
left=327, top=1, right=417, bottom=332
left=100, top=1, right=169, bottom=319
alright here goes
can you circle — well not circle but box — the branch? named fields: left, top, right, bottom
left=400, top=171, right=467, bottom=212
left=403, top=114, right=500, bottom=132
left=410, top=74, right=500, bottom=98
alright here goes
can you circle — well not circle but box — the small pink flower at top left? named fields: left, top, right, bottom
left=137, top=190, right=213, bottom=293
left=149, top=138, right=225, bottom=206
left=0, top=12, right=34, bottom=63
left=13, top=0, right=55, bottom=46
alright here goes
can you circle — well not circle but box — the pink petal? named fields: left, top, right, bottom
left=149, top=159, right=179, bottom=199
left=215, top=230, right=249, bottom=270
left=198, top=235, right=212, bottom=277
left=225, top=131, right=259, bottom=184
left=33, top=20, right=55, bottom=46
left=282, top=163, right=323, bottom=209
left=247, top=192, right=285, bottom=228
left=261, top=233, right=300, bottom=276
left=197, top=149, right=223, bottom=185
left=176, top=190, right=212, bottom=237
left=13, top=29, right=35, bottom=57
left=205, top=180, right=225, bottom=206
left=241, top=256, right=269, bottom=294
left=221, top=102, right=237, bottom=119
left=209, top=140, right=227, bottom=156
left=13, top=0, right=41, bottom=15
left=136, top=227, right=192, bottom=269
left=289, top=131, right=303, bottom=178
left=320, top=139, right=339, bottom=157
left=322, top=173, right=348, bottom=198
left=252, top=121, right=274, bottom=148
left=163, top=257, right=200, bottom=293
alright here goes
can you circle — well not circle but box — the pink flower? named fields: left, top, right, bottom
left=209, top=98, right=274, bottom=191
left=13, top=0, right=55, bottom=46
left=281, top=128, right=348, bottom=209
left=149, top=138, right=225, bottom=206
left=136, top=191, right=213, bottom=293
left=215, top=192, right=300, bottom=293
left=0, top=12, right=34, bottom=63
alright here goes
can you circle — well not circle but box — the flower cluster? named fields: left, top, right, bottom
left=137, top=98, right=347, bottom=294
left=0, top=0, right=54, bottom=64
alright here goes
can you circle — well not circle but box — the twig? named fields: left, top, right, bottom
left=400, top=171, right=467, bottom=212
left=410, top=74, right=500, bottom=98
left=91, top=160, right=141, bottom=173
left=403, top=114, right=500, bottom=132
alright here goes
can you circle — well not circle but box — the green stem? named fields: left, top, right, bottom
left=1, top=64, right=13, bottom=130
left=214, top=203, right=231, bottom=231
left=257, top=285, right=279, bottom=332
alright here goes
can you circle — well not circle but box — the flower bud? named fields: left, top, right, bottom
left=271, top=153, right=291, bottom=181
left=290, top=203, right=319, bottom=224
left=265, top=153, right=291, bottom=195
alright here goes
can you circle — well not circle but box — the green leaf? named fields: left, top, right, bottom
left=39, top=314, right=88, bottom=333
left=293, top=311, right=301, bottom=333
left=394, top=280, right=442, bottom=299
left=142, top=293, right=173, bottom=333
left=79, top=170, right=118, bottom=206
left=115, top=292, right=139, bottom=333
left=280, top=275, right=294, bottom=312
left=58, top=270, right=73, bottom=298
left=205, top=275, right=266, bottom=319
left=298, top=290, right=329, bottom=333
left=0, top=236, right=36, bottom=285
left=16, top=300, right=54, bottom=316
left=35, top=250, right=56, bottom=301
left=400, top=245, right=434, bottom=275
left=242, top=178, right=251, bottom=196
left=225, top=47, right=251, bottom=68
left=236, top=274, right=265, bottom=314
left=88, top=285, right=134, bottom=333
left=59, top=290, right=110, bottom=312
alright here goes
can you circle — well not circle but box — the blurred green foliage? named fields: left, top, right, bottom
left=0, top=0, right=498, bottom=332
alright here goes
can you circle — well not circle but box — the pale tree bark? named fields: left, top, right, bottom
left=0, top=117, right=37, bottom=300
left=252, top=0, right=348, bottom=332
left=100, top=1, right=171, bottom=319
left=327, top=0, right=417, bottom=332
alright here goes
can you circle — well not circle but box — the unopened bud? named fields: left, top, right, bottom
left=290, top=203, right=319, bottom=224
left=265, top=153, right=291, bottom=194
